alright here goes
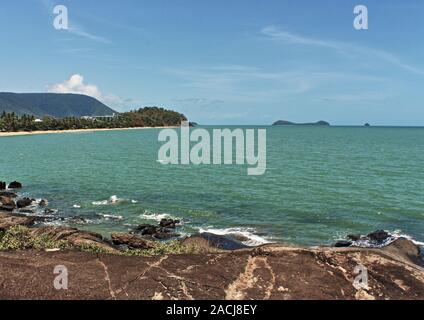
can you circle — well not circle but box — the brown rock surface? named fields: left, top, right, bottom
left=0, top=240, right=422, bottom=300
left=111, top=233, right=156, bottom=249
left=0, top=213, right=36, bottom=231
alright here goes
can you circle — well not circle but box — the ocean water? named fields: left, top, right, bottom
left=1, top=126, right=423, bottom=246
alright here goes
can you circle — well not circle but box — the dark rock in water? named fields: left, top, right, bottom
left=44, top=208, right=57, bottom=214
left=347, top=234, right=361, bottom=241
left=8, top=181, right=22, bottom=189
left=0, top=213, right=36, bottom=230
left=67, top=216, right=87, bottom=225
left=0, top=182, right=6, bottom=190
left=0, top=191, right=17, bottom=198
left=111, top=233, right=155, bottom=249
left=182, top=233, right=248, bottom=251
left=334, top=240, right=353, bottom=248
left=364, top=123, right=371, bottom=127
left=133, top=224, right=178, bottom=240
left=17, top=198, right=33, bottom=209
left=38, top=199, right=48, bottom=207
left=159, top=218, right=180, bottom=229
left=367, top=230, right=390, bottom=243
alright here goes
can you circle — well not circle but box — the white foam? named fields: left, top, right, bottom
left=140, top=211, right=173, bottom=222
left=73, top=204, right=81, bottom=209
left=349, top=230, right=424, bottom=248
left=92, top=195, right=125, bottom=206
left=97, top=213, right=123, bottom=220
left=197, top=227, right=271, bottom=246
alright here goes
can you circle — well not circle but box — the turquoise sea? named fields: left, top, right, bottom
left=1, top=126, right=423, bottom=246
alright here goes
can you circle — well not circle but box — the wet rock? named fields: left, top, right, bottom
left=19, top=208, right=36, bottom=214
left=0, top=182, right=6, bottom=190
left=17, top=198, right=34, bottom=209
left=8, top=181, right=22, bottom=189
left=347, top=234, right=361, bottom=241
left=111, top=233, right=156, bottom=249
left=182, top=233, right=248, bottom=251
left=0, top=191, right=17, bottom=198
left=44, top=208, right=57, bottom=215
left=38, top=199, right=48, bottom=207
left=67, top=216, right=87, bottom=225
left=133, top=224, right=178, bottom=240
left=0, top=195, right=16, bottom=207
left=367, top=230, right=390, bottom=243
left=0, top=213, right=36, bottom=230
left=159, top=218, right=180, bottom=229
left=0, top=205, right=16, bottom=212
left=334, top=240, right=353, bottom=248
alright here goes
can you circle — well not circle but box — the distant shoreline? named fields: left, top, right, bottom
left=0, top=126, right=178, bottom=137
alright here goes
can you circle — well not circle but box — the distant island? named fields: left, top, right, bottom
left=273, top=120, right=330, bottom=126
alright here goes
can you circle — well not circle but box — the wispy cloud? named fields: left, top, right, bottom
left=261, top=26, right=424, bottom=75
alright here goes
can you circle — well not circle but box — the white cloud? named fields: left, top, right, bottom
left=47, top=74, right=132, bottom=111
left=261, top=26, right=424, bottom=75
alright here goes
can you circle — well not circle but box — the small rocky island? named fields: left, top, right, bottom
left=1, top=181, right=424, bottom=300
left=273, top=120, right=330, bottom=126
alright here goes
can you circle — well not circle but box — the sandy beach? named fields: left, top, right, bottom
left=0, top=126, right=178, bottom=137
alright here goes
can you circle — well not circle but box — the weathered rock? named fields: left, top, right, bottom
left=159, top=218, right=180, bottom=229
left=0, top=205, right=15, bottom=212
left=8, top=181, right=22, bottom=189
left=0, top=182, right=6, bottom=190
left=367, top=230, right=390, bottom=243
left=29, top=226, right=118, bottom=253
left=334, top=240, right=353, bottom=248
left=111, top=233, right=156, bottom=249
left=0, top=191, right=17, bottom=198
left=0, top=195, right=16, bottom=207
left=16, top=198, right=34, bottom=209
left=0, top=239, right=423, bottom=300
left=0, top=213, right=36, bottom=230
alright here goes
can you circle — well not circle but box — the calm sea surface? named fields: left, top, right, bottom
left=1, top=126, right=423, bottom=246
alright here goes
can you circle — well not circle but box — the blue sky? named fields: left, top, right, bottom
left=0, top=0, right=423, bottom=125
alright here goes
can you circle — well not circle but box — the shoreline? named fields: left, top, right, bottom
left=1, top=186, right=424, bottom=300
left=0, top=126, right=178, bottom=137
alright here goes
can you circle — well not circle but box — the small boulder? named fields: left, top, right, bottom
left=8, top=181, right=22, bottom=189
left=133, top=224, right=178, bottom=240
left=367, top=230, right=390, bottom=243
left=334, top=240, right=353, bottom=248
left=0, top=195, right=16, bottom=207
left=17, top=198, right=34, bottom=209
left=347, top=234, right=361, bottom=241
left=0, top=182, right=6, bottom=190
left=159, top=218, right=180, bottom=229
left=111, top=233, right=156, bottom=249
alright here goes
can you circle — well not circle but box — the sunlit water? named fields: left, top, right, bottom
left=1, top=126, right=423, bottom=246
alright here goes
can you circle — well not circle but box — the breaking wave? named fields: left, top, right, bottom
left=197, top=227, right=271, bottom=246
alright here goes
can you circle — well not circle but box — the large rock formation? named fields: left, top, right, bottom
left=0, top=241, right=422, bottom=300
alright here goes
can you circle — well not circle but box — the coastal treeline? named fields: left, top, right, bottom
left=0, top=107, right=187, bottom=132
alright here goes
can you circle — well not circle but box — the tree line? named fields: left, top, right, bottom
left=0, top=107, right=187, bottom=132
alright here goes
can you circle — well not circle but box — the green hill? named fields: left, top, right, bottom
left=0, top=93, right=116, bottom=118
